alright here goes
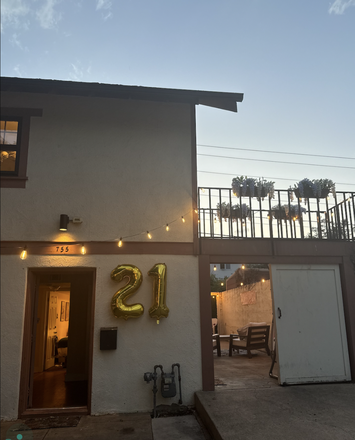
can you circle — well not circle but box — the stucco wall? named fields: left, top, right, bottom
left=1, top=92, right=194, bottom=242
left=217, top=280, right=273, bottom=335
left=0, top=254, right=201, bottom=420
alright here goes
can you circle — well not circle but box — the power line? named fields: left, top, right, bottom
left=197, top=144, right=355, bottom=161
left=197, top=170, right=355, bottom=187
left=197, top=153, right=355, bottom=170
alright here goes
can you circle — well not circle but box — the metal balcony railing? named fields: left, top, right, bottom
left=198, top=187, right=355, bottom=241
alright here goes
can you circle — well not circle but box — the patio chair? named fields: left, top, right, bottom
left=212, top=334, right=221, bottom=357
left=229, top=325, right=271, bottom=358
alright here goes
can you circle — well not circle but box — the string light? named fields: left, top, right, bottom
left=20, top=246, right=27, bottom=260
left=7, top=206, right=199, bottom=257
left=240, top=282, right=243, bottom=286
left=241, top=265, right=245, bottom=269
left=213, top=265, right=217, bottom=271
left=262, top=279, right=265, bottom=283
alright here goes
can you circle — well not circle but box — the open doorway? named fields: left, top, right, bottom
left=209, top=262, right=351, bottom=389
left=211, top=263, right=278, bottom=389
left=19, top=268, right=95, bottom=417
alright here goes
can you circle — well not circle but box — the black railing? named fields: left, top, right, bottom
left=198, top=187, right=355, bottom=241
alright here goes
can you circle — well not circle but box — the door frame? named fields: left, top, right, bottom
left=18, top=267, right=96, bottom=418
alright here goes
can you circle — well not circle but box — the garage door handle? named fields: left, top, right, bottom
left=277, top=307, right=282, bottom=319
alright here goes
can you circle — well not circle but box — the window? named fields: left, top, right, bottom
left=220, top=264, right=225, bottom=269
left=1, top=118, right=21, bottom=174
left=0, top=108, right=42, bottom=188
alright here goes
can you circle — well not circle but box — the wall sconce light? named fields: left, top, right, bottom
left=59, top=214, right=70, bottom=231
left=59, top=214, right=83, bottom=231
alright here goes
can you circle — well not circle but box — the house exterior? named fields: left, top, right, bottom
left=2, top=77, right=355, bottom=421
left=0, top=77, right=243, bottom=420
left=210, top=263, right=240, bottom=279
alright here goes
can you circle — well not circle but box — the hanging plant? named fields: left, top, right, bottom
left=232, top=176, right=275, bottom=200
left=216, top=202, right=250, bottom=221
left=268, top=204, right=306, bottom=221
left=290, top=178, right=336, bottom=201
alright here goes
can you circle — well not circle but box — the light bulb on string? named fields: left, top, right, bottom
left=147, top=231, right=152, bottom=239
left=194, top=209, right=198, bottom=214
left=166, top=224, right=170, bottom=232
left=20, top=246, right=27, bottom=260
left=81, top=244, right=86, bottom=255
left=213, top=265, right=217, bottom=271
left=118, top=238, right=123, bottom=247
left=181, top=216, right=185, bottom=223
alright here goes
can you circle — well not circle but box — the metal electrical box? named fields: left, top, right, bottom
left=100, top=327, right=117, bottom=350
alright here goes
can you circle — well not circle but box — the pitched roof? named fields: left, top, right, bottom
left=1, top=77, right=243, bottom=113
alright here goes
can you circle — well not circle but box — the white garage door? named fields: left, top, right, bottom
left=270, top=264, right=351, bottom=385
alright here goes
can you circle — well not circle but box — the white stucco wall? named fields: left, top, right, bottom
left=0, top=254, right=201, bottom=420
left=1, top=91, right=201, bottom=420
left=1, top=92, right=194, bottom=242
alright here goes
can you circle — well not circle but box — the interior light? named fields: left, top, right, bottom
left=80, top=244, right=86, bottom=255
left=59, top=214, right=69, bottom=231
left=20, top=246, right=27, bottom=260
left=147, top=231, right=152, bottom=239
left=166, top=224, right=170, bottom=231
left=118, top=238, right=123, bottom=247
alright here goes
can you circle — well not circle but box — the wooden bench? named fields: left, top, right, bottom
left=229, top=325, right=271, bottom=358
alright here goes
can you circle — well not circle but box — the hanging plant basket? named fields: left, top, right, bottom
left=294, top=187, right=329, bottom=199
left=268, top=204, right=307, bottom=221
left=217, top=202, right=250, bottom=221
left=231, top=176, right=275, bottom=199
left=290, top=178, right=335, bottom=201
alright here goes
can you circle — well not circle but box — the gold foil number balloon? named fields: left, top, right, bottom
left=111, top=264, right=144, bottom=320
left=148, top=263, right=169, bottom=323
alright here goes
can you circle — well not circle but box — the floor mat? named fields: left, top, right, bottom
left=23, top=416, right=81, bottom=430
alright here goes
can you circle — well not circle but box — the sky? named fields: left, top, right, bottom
left=1, top=0, right=355, bottom=193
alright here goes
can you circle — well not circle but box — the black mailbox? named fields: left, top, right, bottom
left=100, top=327, right=117, bottom=350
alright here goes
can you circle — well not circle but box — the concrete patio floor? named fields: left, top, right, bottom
left=195, top=342, right=355, bottom=439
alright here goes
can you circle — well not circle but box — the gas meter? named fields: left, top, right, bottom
left=161, top=372, right=176, bottom=398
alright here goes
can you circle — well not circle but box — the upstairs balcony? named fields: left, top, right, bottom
left=198, top=187, right=355, bottom=241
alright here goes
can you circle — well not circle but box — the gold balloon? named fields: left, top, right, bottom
left=111, top=264, right=144, bottom=320
left=148, top=263, right=169, bottom=322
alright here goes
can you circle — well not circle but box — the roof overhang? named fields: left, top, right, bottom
left=0, top=77, right=243, bottom=113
